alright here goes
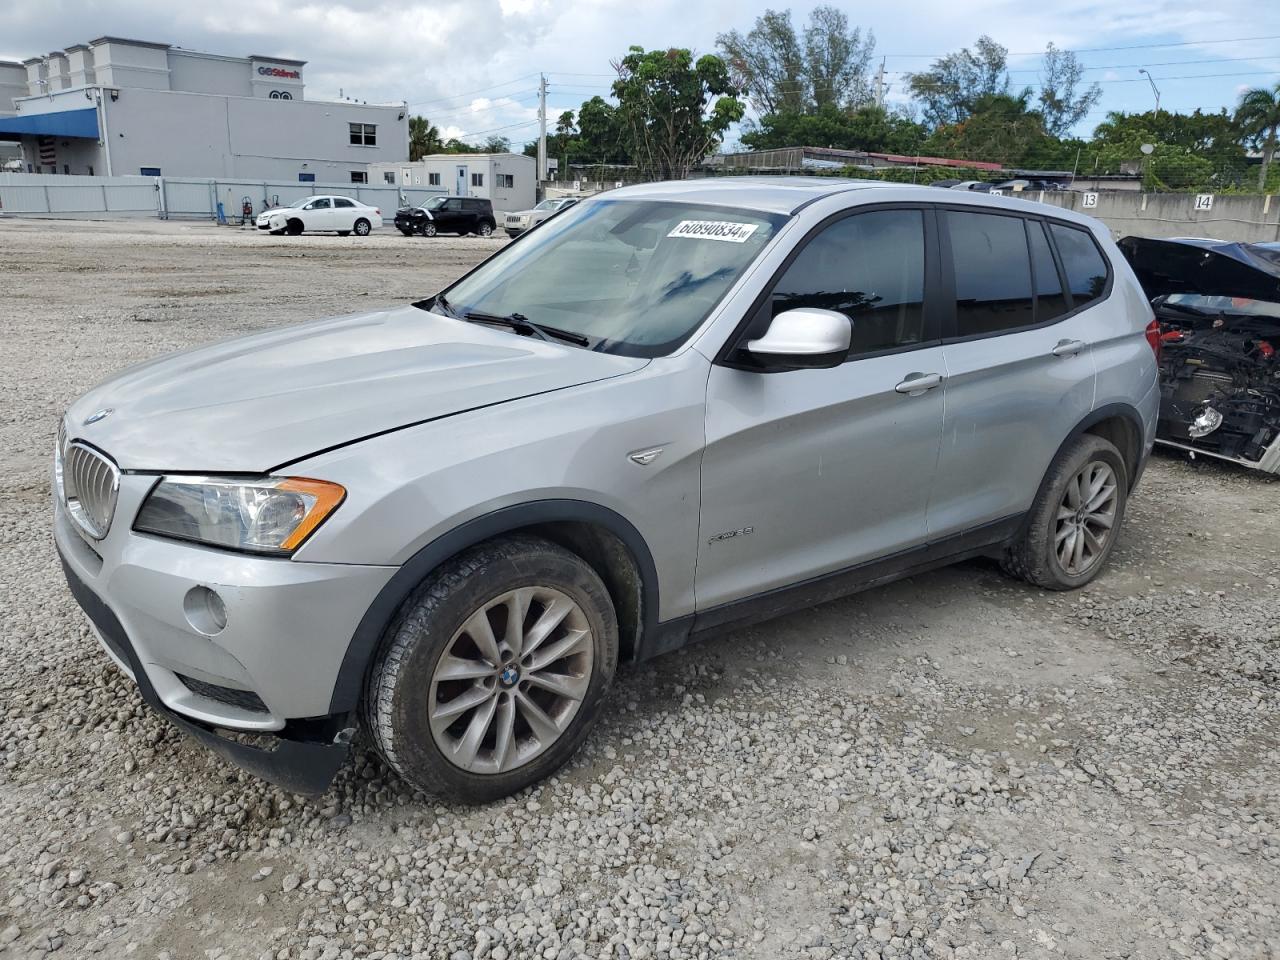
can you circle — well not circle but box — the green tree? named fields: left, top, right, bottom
left=1235, top=83, right=1280, bottom=189
left=1086, top=109, right=1247, bottom=189
left=408, top=114, right=441, bottom=161
left=907, top=36, right=1010, bottom=128
left=716, top=6, right=874, bottom=114
left=1038, top=43, right=1101, bottom=137
left=611, top=47, right=745, bottom=179
left=922, top=91, right=1051, bottom=167
left=482, top=134, right=511, bottom=153
left=555, top=110, right=577, bottom=138
left=576, top=96, right=628, bottom=164
left=740, top=104, right=924, bottom=154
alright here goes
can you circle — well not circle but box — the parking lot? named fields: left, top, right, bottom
left=0, top=217, right=1277, bottom=960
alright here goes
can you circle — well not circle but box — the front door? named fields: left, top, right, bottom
left=696, top=207, right=947, bottom=611
left=927, top=210, right=1098, bottom=539
left=456, top=166, right=468, bottom=197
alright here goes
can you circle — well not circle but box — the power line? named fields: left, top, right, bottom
left=404, top=72, right=542, bottom=108
left=882, top=33, right=1280, bottom=59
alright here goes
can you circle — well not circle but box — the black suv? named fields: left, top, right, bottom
left=395, top=196, right=496, bottom=238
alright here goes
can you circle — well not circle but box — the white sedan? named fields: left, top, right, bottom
left=256, top=195, right=382, bottom=236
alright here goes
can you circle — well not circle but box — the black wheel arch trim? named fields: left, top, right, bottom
left=328, top=499, right=661, bottom=714
left=1055, top=402, right=1147, bottom=492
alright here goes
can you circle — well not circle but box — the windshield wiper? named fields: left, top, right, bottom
left=463, top=310, right=590, bottom=347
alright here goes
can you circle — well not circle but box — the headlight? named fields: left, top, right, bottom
left=134, top=476, right=345, bottom=555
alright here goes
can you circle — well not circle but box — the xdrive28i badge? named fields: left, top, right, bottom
left=82, top=408, right=113, bottom=425
left=708, top=526, right=754, bottom=545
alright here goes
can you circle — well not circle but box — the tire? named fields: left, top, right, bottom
left=477, top=221, right=494, bottom=237
left=353, top=218, right=371, bottom=237
left=1001, top=434, right=1128, bottom=590
left=286, top=219, right=304, bottom=236
left=421, top=223, right=437, bottom=237
left=363, top=535, right=618, bottom=803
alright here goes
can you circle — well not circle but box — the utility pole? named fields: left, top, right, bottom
left=873, top=59, right=886, bottom=109
left=537, top=73, right=548, bottom=183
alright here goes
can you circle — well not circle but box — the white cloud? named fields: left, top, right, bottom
left=3, top=0, right=1279, bottom=142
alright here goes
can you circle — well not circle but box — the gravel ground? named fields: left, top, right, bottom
left=1, top=218, right=1277, bottom=960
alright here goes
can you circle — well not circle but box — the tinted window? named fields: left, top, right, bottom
left=1051, top=224, right=1109, bottom=306
left=947, top=211, right=1034, bottom=335
left=309, top=198, right=331, bottom=209
left=1027, top=220, right=1069, bottom=321
left=770, top=209, right=927, bottom=357
left=333, top=197, right=355, bottom=208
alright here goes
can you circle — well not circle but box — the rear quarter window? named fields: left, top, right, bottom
left=1050, top=223, right=1110, bottom=307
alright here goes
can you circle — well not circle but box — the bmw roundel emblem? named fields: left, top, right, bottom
left=499, top=665, right=520, bottom=687
left=83, top=408, right=114, bottom=425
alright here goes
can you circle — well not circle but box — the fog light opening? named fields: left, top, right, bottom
left=184, top=585, right=228, bottom=636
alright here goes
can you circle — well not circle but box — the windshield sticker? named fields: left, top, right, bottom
left=667, top=220, right=760, bottom=243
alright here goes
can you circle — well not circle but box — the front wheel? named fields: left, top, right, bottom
left=421, top=222, right=437, bottom=237
left=1001, top=434, right=1128, bottom=590
left=353, top=218, right=371, bottom=237
left=363, top=536, right=618, bottom=803
left=286, top=219, right=304, bottom=236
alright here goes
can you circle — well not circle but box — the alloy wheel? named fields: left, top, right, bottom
left=428, top=586, right=594, bottom=774
left=1054, top=460, right=1117, bottom=576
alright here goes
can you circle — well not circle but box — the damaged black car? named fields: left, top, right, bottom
left=1119, top=236, right=1280, bottom=474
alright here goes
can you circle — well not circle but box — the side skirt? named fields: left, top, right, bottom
left=636, top=514, right=1024, bottom=661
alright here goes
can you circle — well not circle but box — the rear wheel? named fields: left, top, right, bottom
left=353, top=218, right=371, bottom=237
left=1002, top=434, right=1127, bottom=590
left=363, top=536, right=618, bottom=803
left=477, top=221, right=494, bottom=237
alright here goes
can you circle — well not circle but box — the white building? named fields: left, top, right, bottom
left=370, top=153, right=536, bottom=213
left=0, top=37, right=407, bottom=181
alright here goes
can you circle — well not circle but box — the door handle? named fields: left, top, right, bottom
left=894, top=372, right=943, bottom=395
left=1051, top=338, right=1086, bottom=357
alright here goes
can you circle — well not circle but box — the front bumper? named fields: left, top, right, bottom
left=54, top=480, right=396, bottom=793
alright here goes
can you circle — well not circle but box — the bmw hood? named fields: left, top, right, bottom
left=1118, top=236, right=1280, bottom=305
left=65, top=305, right=647, bottom=472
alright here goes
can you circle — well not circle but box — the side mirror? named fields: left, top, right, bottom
left=745, top=308, right=851, bottom=370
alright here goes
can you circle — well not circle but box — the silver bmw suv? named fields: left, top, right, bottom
left=55, top=178, right=1160, bottom=800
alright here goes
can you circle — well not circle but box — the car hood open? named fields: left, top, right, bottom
left=65, top=305, right=646, bottom=473
left=1119, top=235, right=1280, bottom=305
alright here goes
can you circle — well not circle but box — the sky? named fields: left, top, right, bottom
left=4, top=0, right=1280, bottom=149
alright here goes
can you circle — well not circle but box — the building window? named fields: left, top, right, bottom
left=383, top=171, right=395, bottom=184
left=269, top=90, right=293, bottom=100
left=351, top=171, right=368, bottom=184
left=298, top=172, right=316, bottom=182
left=428, top=172, right=441, bottom=186
left=471, top=172, right=484, bottom=187
left=140, top=167, right=162, bottom=177
left=349, top=122, right=376, bottom=146
left=496, top=173, right=514, bottom=188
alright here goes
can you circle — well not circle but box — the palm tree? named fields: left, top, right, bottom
left=1235, top=83, right=1280, bottom=190
left=408, top=115, right=441, bottom=161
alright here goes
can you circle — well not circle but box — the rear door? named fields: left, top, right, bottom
left=928, top=208, right=1098, bottom=538
left=696, top=206, right=947, bottom=610
left=333, top=196, right=357, bottom=229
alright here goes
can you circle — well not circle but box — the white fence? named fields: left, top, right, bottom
left=0, top=172, right=446, bottom=221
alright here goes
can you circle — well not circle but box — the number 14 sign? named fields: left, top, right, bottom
left=1194, top=194, right=1215, bottom=211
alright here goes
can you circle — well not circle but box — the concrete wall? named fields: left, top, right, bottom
left=168, top=51, right=252, bottom=98
left=1037, top=190, right=1280, bottom=243
left=90, top=39, right=170, bottom=91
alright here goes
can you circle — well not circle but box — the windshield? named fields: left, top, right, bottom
left=423, top=196, right=448, bottom=211
left=534, top=199, right=561, bottom=211
left=1165, top=293, right=1280, bottom=319
left=439, top=199, right=786, bottom=357
left=287, top=197, right=314, bottom=208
